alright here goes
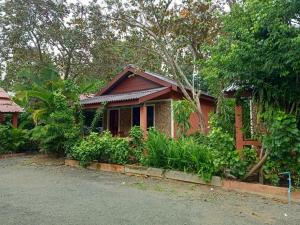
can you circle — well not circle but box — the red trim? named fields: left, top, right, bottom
left=107, top=100, right=140, bottom=107
left=243, top=140, right=262, bottom=147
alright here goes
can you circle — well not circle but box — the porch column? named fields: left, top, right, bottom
left=12, top=113, right=18, bottom=128
left=140, top=104, right=147, bottom=137
left=235, top=104, right=244, bottom=151
left=0, top=113, right=4, bottom=124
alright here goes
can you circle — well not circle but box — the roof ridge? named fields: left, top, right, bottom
left=127, top=65, right=214, bottom=99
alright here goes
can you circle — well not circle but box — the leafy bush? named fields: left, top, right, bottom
left=70, top=131, right=130, bottom=166
left=168, top=137, right=215, bottom=181
left=173, top=100, right=196, bottom=137
left=261, top=110, right=300, bottom=186
left=144, top=128, right=221, bottom=181
left=129, top=126, right=144, bottom=162
left=0, top=124, right=32, bottom=153
left=143, top=128, right=169, bottom=168
left=143, top=125, right=257, bottom=181
left=15, top=68, right=83, bottom=156
left=30, top=91, right=81, bottom=155
left=229, top=148, right=257, bottom=179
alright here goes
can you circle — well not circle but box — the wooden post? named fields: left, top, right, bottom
left=235, top=104, right=244, bottom=151
left=140, top=104, right=147, bottom=138
left=12, top=113, right=18, bottom=128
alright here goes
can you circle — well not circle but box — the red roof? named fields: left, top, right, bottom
left=80, top=66, right=215, bottom=107
left=0, top=88, right=24, bottom=113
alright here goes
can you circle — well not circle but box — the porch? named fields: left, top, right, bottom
left=83, top=100, right=172, bottom=137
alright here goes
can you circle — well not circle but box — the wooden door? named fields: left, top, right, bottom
left=109, top=110, right=119, bottom=136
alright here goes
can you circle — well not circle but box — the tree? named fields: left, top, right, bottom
left=0, top=0, right=106, bottom=83
left=102, top=0, right=221, bottom=132
left=204, top=0, right=300, bottom=180
left=0, top=0, right=66, bottom=82
left=15, top=65, right=82, bottom=155
left=204, top=0, right=300, bottom=116
left=0, top=0, right=166, bottom=89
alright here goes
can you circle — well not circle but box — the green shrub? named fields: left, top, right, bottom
left=261, top=110, right=300, bottom=187
left=229, top=148, right=257, bottom=179
left=70, top=132, right=103, bottom=166
left=31, top=92, right=81, bottom=155
left=70, top=131, right=130, bottom=166
left=143, top=128, right=169, bottom=167
left=207, top=125, right=257, bottom=179
left=144, top=128, right=217, bottom=181
left=129, top=126, right=144, bottom=162
left=173, top=100, right=196, bottom=137
left=0, top=124, right=32, bottom=153
left=107, top=138, right=130, bottom=164
left=168, top=137, right=215, bottom=181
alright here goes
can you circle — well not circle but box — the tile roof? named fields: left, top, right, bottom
left=0, top=88, right=10, bottom=99
left=0, top=88, right=24, bottom=113
left=80, top=93, right=95, bottom=101
left=80, top=87, right=168, bottom=105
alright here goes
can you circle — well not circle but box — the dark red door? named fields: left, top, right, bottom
left=109, top=110, right=119, bottom=136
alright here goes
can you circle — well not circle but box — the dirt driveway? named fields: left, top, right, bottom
left=0, top=156, right=299, bottom=225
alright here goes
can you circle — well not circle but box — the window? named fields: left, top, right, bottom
left=83, top=109, right=103, bottom=134
left=132, top=107, right=140, bottom=126
left=147, top=106, right=154, bottom=128
left=132, top=106, right=155, bottom=128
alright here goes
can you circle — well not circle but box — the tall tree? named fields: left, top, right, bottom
left=0, top=0, right=67, bottom=82
left=0, top=0, right=166, bottom=89
left=102, top=0, right=221, bottom=132
left=0, top=0, right=104, bottom=83
left=204, top=0, right=300, bottom=116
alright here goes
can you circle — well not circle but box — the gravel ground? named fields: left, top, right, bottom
left=0, top=156, right=299, bottom=225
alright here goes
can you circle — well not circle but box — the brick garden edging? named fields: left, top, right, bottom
left=65, top=159, right=221, bottom=185
left=223, top=180, right=300, bottom=203
left=0, top=152, right=27, bottom=159
left=65, top=159, right=125, bottom=173
left=65, top=159, right=300, bottom=202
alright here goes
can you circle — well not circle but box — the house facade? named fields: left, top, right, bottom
left=80, top=66, right=215, bottom=137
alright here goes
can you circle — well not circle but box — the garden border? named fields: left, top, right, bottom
left=0, top=152, right=28, bottom=159
left=65, top=159, right=300, bottom=203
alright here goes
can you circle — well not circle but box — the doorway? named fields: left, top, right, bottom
left=109, top=109, right=119, bottom=135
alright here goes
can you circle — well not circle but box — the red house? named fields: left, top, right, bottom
left=80, top=66, right=215, bottom=137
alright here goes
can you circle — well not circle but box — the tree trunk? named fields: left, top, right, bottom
left=243, top=151, right=269, bottom=180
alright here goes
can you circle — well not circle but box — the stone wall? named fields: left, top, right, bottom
left=154, top=101, right=171, bottom=136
